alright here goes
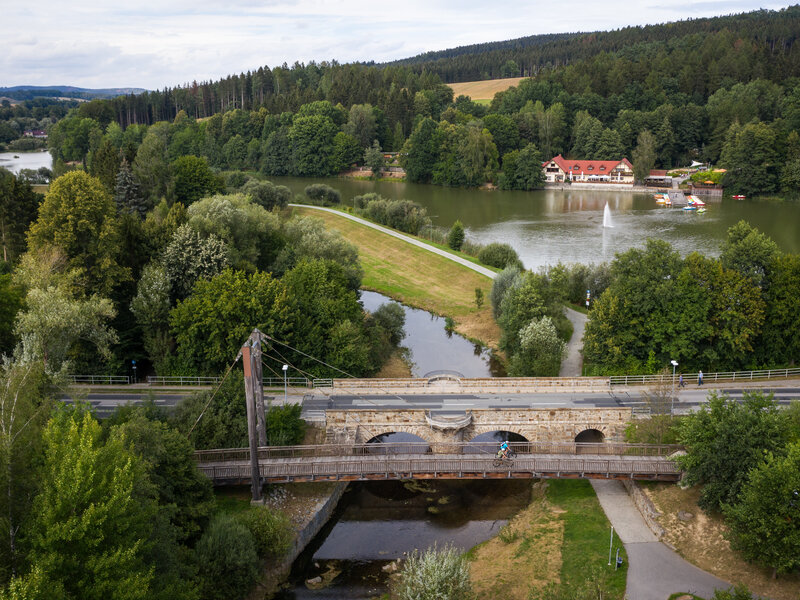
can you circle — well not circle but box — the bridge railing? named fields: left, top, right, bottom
left=194, top=441, right=684, bottom=464
left=609, top=367, right=800, bottom=386
left=146, top=376, right=220, bottom=386
left=197, top=455, right=682, bottom=484
left=69, top=375, right=131, bottom=385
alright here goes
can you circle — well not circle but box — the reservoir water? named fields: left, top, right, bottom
left=273, top=176, right=800, bottom=271
left=360, top=290, right=498, bottom=377
left=0, top=151, right=52, bottom=175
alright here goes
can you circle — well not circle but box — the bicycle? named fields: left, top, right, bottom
left=492, top=449, right=516, bottom=468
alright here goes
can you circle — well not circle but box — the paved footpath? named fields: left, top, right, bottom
left=289, top=204, right=498, bottom=278
left=591, top=480, right=732, bottom=600
left=559, top=306, right=587, bottom=377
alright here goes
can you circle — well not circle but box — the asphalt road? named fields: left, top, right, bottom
left=300, top=386, right=800, bottom=413
left=66, top=384, right=800, bottom=419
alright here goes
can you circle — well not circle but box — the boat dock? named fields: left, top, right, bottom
left=668, top=191, right=689, bottom=207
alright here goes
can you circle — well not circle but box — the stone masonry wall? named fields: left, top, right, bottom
left=325, top=408, right=632, bottom=445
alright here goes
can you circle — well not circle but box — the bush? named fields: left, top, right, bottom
left=371, top=302, right=406, bottom=346
left=265, top=404, right=306, bottom=446
left=447, top=220, right=465, bottom=251
left=477, top=242, right=522, bottom=269
left=242, top=179, right=292, bottom=210
left=352, top=193, right=431, bottom=235
left=237, top=506, right=293, bottom=559
left=392, top=544, right=474, bottom=600
left=196, top=514, right=259, bottom=600
left=224, top=171, right=249, bottom=190
left=304, top=183, right=341, bottom=206
left=490, top=266, right=522, bottom=319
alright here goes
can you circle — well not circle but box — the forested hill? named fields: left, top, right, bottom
left=380, top=6, right=800, bottom=82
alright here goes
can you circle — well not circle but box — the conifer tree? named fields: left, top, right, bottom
left=114, top=158, right=147, bottom=217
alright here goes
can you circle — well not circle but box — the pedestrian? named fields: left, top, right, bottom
left=679, top=374, right=685, bottom=388
left=698, top=370, right=703, bottom=386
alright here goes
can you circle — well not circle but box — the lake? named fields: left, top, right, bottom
left=272, top=176, right=800, bottom=271
left=0, top=151, right=52, bottom=175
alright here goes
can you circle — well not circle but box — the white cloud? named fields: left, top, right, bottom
left=0, top=0, right=792, bottom=89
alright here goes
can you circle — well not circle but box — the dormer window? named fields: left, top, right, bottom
left=587, top=166, right=594, bottom=171
left=600, top=166, right=606, bottom=171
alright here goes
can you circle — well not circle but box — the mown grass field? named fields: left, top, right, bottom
left=447, top=77, right=526, bottom=101
left=291, top=206, right=500, bottom=349
left=467, top=480, right=627, bottom=600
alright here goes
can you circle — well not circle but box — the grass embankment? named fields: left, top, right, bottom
left=447, top=77, right=527, bottom=101
left=642, top=483, right=800, bottom=600
left=292, top=206, right=500, bottom=350
left=467, top=480, right=627, bottom=600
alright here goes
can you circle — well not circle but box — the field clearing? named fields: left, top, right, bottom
left=642, top=483, right=800, bottom=600
left=448, top=77, right=526, bottom=100
left=291, top=206, right=500, bottom=349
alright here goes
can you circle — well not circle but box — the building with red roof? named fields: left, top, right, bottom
left=543, top=155, right=634, bottom=185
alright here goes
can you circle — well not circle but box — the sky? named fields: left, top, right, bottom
left=1, top=0, right=793, bottom=90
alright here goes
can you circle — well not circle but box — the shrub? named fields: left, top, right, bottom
left=242, top=179, right=292, bottom=210
left=265, top=404, right=306, bottom=446
left=478, top=242, right=522, bottom=269
left=237, top=506, right=293, bottom=559
left=392, top=544, right=474, bottom=600
left=304, top=183, right=341, bottom=206
left=196, top=514, right=259, bottom=600
left=447, top=220, right=465, bottom=251
left=490, top=266, right=522, bottom=319
left=224, top=171, right=249, bottom=190
left=352, top=193, right=431, bottom=235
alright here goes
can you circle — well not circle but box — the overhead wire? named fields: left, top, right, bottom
left=187, top=355, right=240, bottom=438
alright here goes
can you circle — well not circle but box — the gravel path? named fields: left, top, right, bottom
left=559, top=306, right=587, bottom=377
left=289, top=204, right=497, bottom=279
left=591, top=480, right=731, bottom=600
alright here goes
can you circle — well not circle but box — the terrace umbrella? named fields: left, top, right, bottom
left=704, top=180, right=715, bottom=184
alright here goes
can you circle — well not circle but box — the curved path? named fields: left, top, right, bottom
left=592, top=480, right=731, bottom=600
left=559, top=306, right=587, bottom=377
left=289, top=204, right=498, bottom=279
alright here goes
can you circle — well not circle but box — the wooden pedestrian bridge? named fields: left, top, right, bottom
left=194, top=441, right=683, bottom=485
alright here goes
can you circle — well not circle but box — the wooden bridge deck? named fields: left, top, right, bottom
left=196, top=452, right=681, bottom=485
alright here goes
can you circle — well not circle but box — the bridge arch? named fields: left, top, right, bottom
left=365, top=431, right=431, bottom=454
left=469, top=430, right=530, bottom=443
left=574, top=428, right=605, bottom=443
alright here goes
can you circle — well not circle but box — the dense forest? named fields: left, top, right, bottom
left=36, top=5, right=800, bottom=195
left=381, top=7, right=800, bottom=82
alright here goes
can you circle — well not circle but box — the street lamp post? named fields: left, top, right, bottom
left=670, top=360, right=679, bottom=415
left=282, top=364, right=288, bottom=403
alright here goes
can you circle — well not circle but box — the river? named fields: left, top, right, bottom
left=274, top=478, right=530, bottom=599
left=272, top=176, right=800, bottom=271
left=360, top=291, right=499, bottom=377
left=0, top=150, right=52, bottom=175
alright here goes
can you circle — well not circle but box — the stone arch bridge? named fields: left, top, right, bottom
left=324, top=407, right=631, bottom=448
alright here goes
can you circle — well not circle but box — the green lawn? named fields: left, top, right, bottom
left=547, top=480, right=628, bottom=598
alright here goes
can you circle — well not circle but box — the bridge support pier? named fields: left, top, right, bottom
left=239, top=329, right=269, bottom=503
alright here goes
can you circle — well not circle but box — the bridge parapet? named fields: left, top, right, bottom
left=315, top=376, right=610, bottom=394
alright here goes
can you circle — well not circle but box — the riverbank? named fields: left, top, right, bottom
left=253, top=482, right=349, bottom=599
left=467, top=479, right=627, bottom=599
left=640, top=483, right=800, bottom=600
left=291, top=205, right=501, bottom=350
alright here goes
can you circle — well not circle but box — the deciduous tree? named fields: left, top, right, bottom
left=27, top=171, right=127, bottom=296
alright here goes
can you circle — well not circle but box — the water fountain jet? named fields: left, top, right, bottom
left=603, top=202, right=613, bottom=228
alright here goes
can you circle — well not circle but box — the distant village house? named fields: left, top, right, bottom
left=543, top=155, right=634, bottom=185
left=23, top=129, right=48, bottom=139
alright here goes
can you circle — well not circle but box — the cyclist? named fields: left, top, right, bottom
left=498, top=440, right=510, bottom=459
